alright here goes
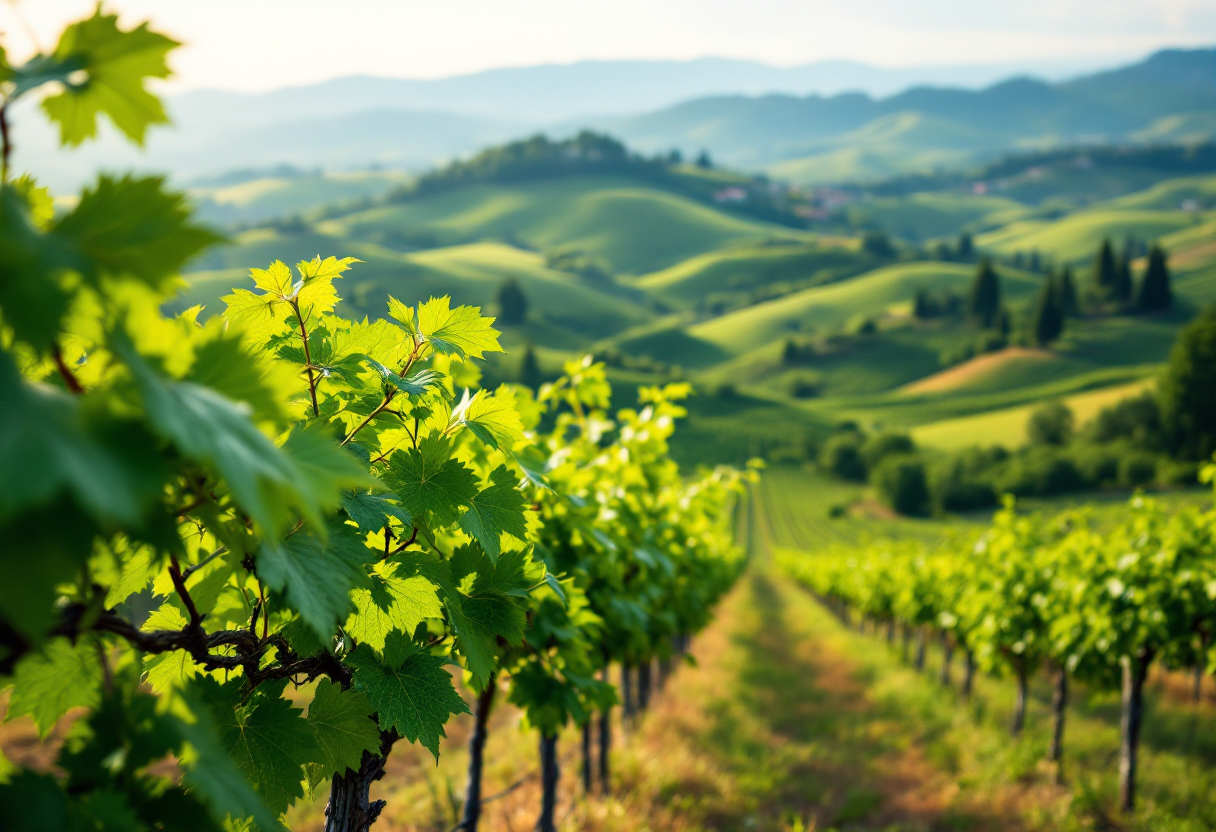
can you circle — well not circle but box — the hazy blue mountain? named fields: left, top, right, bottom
left=598, top=49, right=1216, bottom=183
left=12, top=49, right=1212, bottom=191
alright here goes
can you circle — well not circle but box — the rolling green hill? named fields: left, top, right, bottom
left=316, top=176, right=803, bottom=274
left=844, top=192, right=1031, bottom=241
left=688, top=261, right=1043, bottom=356
left=976, top=208, right=1209, bottom=262
left=633, top=239, right=875, bottom=307
left=190, top=169, right=412, bottom=225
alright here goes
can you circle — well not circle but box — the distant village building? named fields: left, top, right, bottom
left=713, top=187, right=749, bottom=203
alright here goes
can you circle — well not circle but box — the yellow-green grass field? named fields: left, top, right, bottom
left=911, top=378, right=1154, bottom=450
left=976, top=207, right=1209, bottom=263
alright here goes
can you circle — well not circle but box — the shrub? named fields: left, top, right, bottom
left=1157, top=458, right=1199, bottom=486
left=819, top=433, right=868, bottom=482
left=1084, top=391, right=1165, bottom=451
left=1118, top=452, right=1158, bottom=488
left=928, top=456, right=997, bottom=512
left=1070, top=443, right=1121, bottom=487
left=1027, top=401, right=1074, bottom=446
left=998, top=447, right=1085, bottom=496
left=871, top=455, right=930, bottom=515
left=787, top=372, right=822, bottom=398
left=1159, top=305, right=1216, bottom=460
left=862, top=432, right=916, bottom=468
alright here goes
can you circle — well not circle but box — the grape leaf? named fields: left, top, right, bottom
left=416, top=297, right=502, bottom=360
left=305, top=681, right=381, bottom=779
left=258, top=520, right=374, bottom=642
left=345, top=561, right=443, bottom=650
left=0, top=771, right=71, bottom=832
left=177, top=681, right=283, bottom=832
left=340, top=490, right=412, bottom=536
left=7, top=637, right=101, bottom=738
left=348, top=633, right=469, bottom=758
left=450, top=387, right=525, bottom=451
left=141, top=605, right=198, bottom=694
left=459, top=466, right=530, bottom=560
left=382, top=436, right=478, bottom=528
left=40, top=8, right=178, bottom=146
left=278, top=424, right=376, bottom=529
left=115, top=332, right=306, bottom=535
left=202, top=680, right=322, bottom=816
left=55, top=175, right=221, bottom=292
left=0, top=186, right=73, bottom=348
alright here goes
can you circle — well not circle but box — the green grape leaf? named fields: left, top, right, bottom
left=459, top=466, right=530, bottom=560
left=141, top=604, right=198, bottom=694
left=258, top=520, right=374, bottom=642
left=305, top=681, right=382, bottom=780
left=40, top=8, right=178, bottom=146
left=450, top=387, right=525, bottom=451
left=345, top=561, right=443, bottom=650
left=349, top=633, right=469, bottom=758
left=386, top=296, right=418, bottom=338
left=187, top=331, right=286, bottom=423
left=104, top=543, right=160, bottom=607
left=279, top=424, right=376, bottom=529
left=115, top=332, right=305, bottom=535
left=203, top=680, right=322, bottom=816
left=364, top=358, right=442, bottom=397
left=54, top=176, right=221, bottom=292
left=0, top=352, right=164, bottom=526
left=416, top=297, right=502, bottom=360
left=12, top=174, right=54, bottom=229
left=341, top=490, right=413, bottom=535
left=176, top=681, right=283, bottom=832
left=222, top=287, right=292, bottom=342
left=252, top=260, right=294, bottom=295
left=293, top=256, right=359, bottom=318
left=382, top=436, right=478, bottom=528
left=7, top=637, right=101, bottom=739
left=0, top=771, right=71, bottom=832
left=0, top=185, right=74, bottom=348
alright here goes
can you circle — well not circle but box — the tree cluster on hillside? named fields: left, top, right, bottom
left=1089, top=237, right=1172, bottom=313
left=809, top=307, right=1216, bottom=513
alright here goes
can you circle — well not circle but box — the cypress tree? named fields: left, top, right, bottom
left=495, top=278, right=528, bottom=325
left=1057, top=265, right=1078, bottom=317
left=1033, top=277, right=1065, bottom=346
left=967, top=258, right=1002, bottom=329
left=520, top=342, right=542, bottom=389
left=781, top=339, right=800, bottom=365
left=913, top=289, right=931, bottom=319
left=1114, top=239, right=1134, bottom=303
left=1138, top=244, right=1172, bottom=311
left=1093, top=238, right=1117, bottom=300
left=957, top=232, right=973, bottom=260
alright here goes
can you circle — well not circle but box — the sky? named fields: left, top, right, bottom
left=2, top=0, right=1214, bottom=93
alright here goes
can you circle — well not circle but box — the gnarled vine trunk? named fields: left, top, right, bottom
left=621, top=663, right=635, bottom=723
left=1120, top=655, right=1150, bottom=813
left=961, top=649, right=975, bottom=699
left=1011, top=662, right=1028, bottom=737
left=914, top=627, right=926, bottom=671
left=581, top=721, right=593, bottom=793
left=939, top=633, right=953, bottom=686
left=459, top=678, right=496, bottom=832
left=535, top=733, right=560, bottom=832
left=598, top=667, right=611, bottom=792
left=1049, top=664, right=1067, bottom=769
left=637, top=661, right=652, bottom=711
left=325, top=729, right=400, bottom=832
left=901, top=625, right=911, bottom=663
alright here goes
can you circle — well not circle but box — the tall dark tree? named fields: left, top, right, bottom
left=1159, top=305, right=1216, bottom=460
left=957, top=232, right=974, bottom=260
left=520, top=342, right=542, bottom=389
left=913, top=289, right=932, bottom=319
left=695, top=149, right=713, bottom=169
left=967, top=258, right=1002, bottom=329
left=1092, top=238, right=1118, bottom=300
left=1114, top=239, right=1134, bottom=303
left=1033, top=276, right=1065, bottom=346
left=1137, top=244, right=1172, bottom=312
left=495, top=277, right=528, bottom=325
left=1057, top=265, right=1079, bottom=317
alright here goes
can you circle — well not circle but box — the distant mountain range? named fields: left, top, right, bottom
left=14, top=48, right=1215, bottom=191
